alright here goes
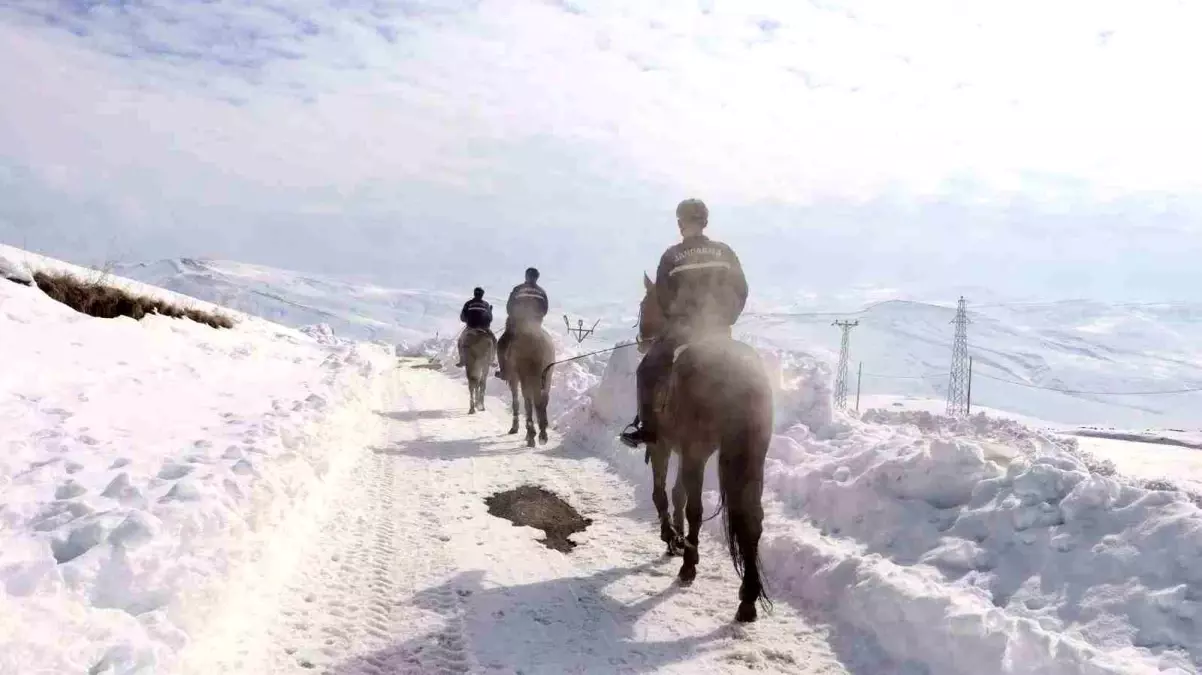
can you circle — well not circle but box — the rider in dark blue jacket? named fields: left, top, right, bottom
left=455, top=287, right=495, bottom=367
left=495, top=267, right=549, bottom=380
left=620, top=198, right=748, bottom=448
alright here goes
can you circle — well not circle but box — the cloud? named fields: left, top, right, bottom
left=1, top=0, right=1202, bottom=301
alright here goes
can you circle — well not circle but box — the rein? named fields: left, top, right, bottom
left=538, top=341, right=647, bottom=382
left=537, top=300, right=660, bottom=383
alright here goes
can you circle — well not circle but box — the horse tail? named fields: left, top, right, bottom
left=716, top=355, right=773, bottom=609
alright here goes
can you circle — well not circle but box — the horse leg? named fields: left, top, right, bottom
left=536, top=373, right=550, bottom=445
left=523, top=381, right=536, bottom=448
left=722, top=427, right=770, bottom=623
left=649, top=445, right=679, bottom=555
left=468, top=374, right=477, bottom=415
left=730, top=488, right=765, bottom=623
left=508, top=377, right=520, bottom=435
left=478, top=362, right=488, bottom=411
left=677, top=450, right=705, bottom=586
left=671, top=458, right=687, bottom=555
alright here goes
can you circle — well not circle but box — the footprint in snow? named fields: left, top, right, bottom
left=54, top=480, right=87, bottom=500
left=157, top=463, right=193, bottom=480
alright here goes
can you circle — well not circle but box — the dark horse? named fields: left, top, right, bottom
left=636, top=272, right=773, bottom=623
left=461, top=328, right=496, bottom=415
left=502, top=322, right=555, bottom=447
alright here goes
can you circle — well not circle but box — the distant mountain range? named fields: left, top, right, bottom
left=111, top=257, right=1202, bottom=430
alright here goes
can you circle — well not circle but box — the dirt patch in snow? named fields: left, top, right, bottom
left=32, top=271, right=234, bottom=328
left=485, top=485, right=592, bottom=552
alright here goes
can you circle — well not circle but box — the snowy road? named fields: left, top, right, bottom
left=182, top=362, right=853, bottom=675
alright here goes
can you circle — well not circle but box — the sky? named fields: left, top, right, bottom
left=2, top=0, right=1202, bottom=305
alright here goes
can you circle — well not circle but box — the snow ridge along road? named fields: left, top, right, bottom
left=190, top=362, right=858, bottom=675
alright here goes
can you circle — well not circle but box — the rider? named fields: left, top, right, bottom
left=619, top=198, right=748, bottom=448
left=495, top=267, right=549, bottom=381
left=455, top=287, right=495, bottom=368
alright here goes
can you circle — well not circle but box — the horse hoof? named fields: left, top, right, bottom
left=735, top=602, right=758, bottom=623
left=468, top=409, right=476, bottom=415
left=526, top=437, right=536, bottom=448
left=678, top=564, right=696, bottom=586
left=538, top=434, right=548, bottom=446
left=508, top=426, right=519, bottom=435
left=667, top=536, right=687, bottom=557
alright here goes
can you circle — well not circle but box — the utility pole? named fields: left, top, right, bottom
left=563, top=315, right=599, bottom=344
left=946, top=297, right=971, bottom=417
left=832, top=320, right=859, bottom=409
left=967, top=356, right=974, bottom=415
left=855, top=361, right=863, bottom=412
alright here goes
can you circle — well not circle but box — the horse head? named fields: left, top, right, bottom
left=637, top=272, right=666, bottom=354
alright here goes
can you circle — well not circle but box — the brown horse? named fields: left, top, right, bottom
left=461, top=328, right=496, bottom=415
left=636, top=272, right=773, bottom=623
left=501, top=322, right=555, bottom=447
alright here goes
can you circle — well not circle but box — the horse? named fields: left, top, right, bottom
left=461, top=328, right=496, bottom=415
left=636, top=272, right=774, bottom=623
left=501, top=322, right=555, bottom=447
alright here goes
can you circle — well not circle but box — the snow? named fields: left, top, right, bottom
left=1075, top=437, right=1202, bottom=495
left=738, top=299, right=1202, bottom=431
left=0, top=249, right=396, bottom=673
left=8, top=244, right=1202, bottom=674
left=0, top=249, right=33, bottom=285
left=111, top=255, right=1202, bottom=432
left=111, top=257, right=638, bottom=349
left=560, top=344, right=1202, bottom=674
left=182, top=368, right=857, bottom=674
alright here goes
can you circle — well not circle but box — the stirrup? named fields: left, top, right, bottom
left=619, top=422, right=652, bottom=449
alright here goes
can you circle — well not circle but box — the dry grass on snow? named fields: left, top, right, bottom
left=30, top=271, right=235, bottom=329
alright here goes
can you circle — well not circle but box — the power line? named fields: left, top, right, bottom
left=971, top=372, right=1202, bottom=396
left=858, top=369, right=1202, bottom=395
left=862, top=372, right=940, bottom=380
left=744, top=298, right=1202, bottom=321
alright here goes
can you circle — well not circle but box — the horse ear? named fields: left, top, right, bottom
left=643, top=272, right=654, bottom=291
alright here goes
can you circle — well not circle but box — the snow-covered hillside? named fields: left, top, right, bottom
left=740, top=299, right=1202, bottom=430
left=114, top=255, right=1202, bottom=431
left=111, top=257, right=637, bottom=349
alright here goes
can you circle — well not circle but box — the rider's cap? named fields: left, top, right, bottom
left=525, top=267, right=540, bottom=281
left=473, top=287, right=484, bottom=297
left=676, top=198, right=708, bottom=226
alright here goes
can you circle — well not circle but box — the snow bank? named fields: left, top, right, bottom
left=559, top=342, right=1197, bottom=675
left=0, top=249, right=33, bottom=285
left=0, top=252, right=395, bottom=674
left=298, top=322, right=348, bottom=346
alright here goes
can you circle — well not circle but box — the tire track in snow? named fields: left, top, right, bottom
left=242, top=379, right=476, bottom=675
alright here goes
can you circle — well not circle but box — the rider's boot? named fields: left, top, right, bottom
left=494, top=337, right=507, bottom=380
left=619, top=406, right=657, bottom=448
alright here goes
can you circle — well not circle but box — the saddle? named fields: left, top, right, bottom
left=460, top=326, right=495, bottom=341
left=654, top=330, right=735, bottom=422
